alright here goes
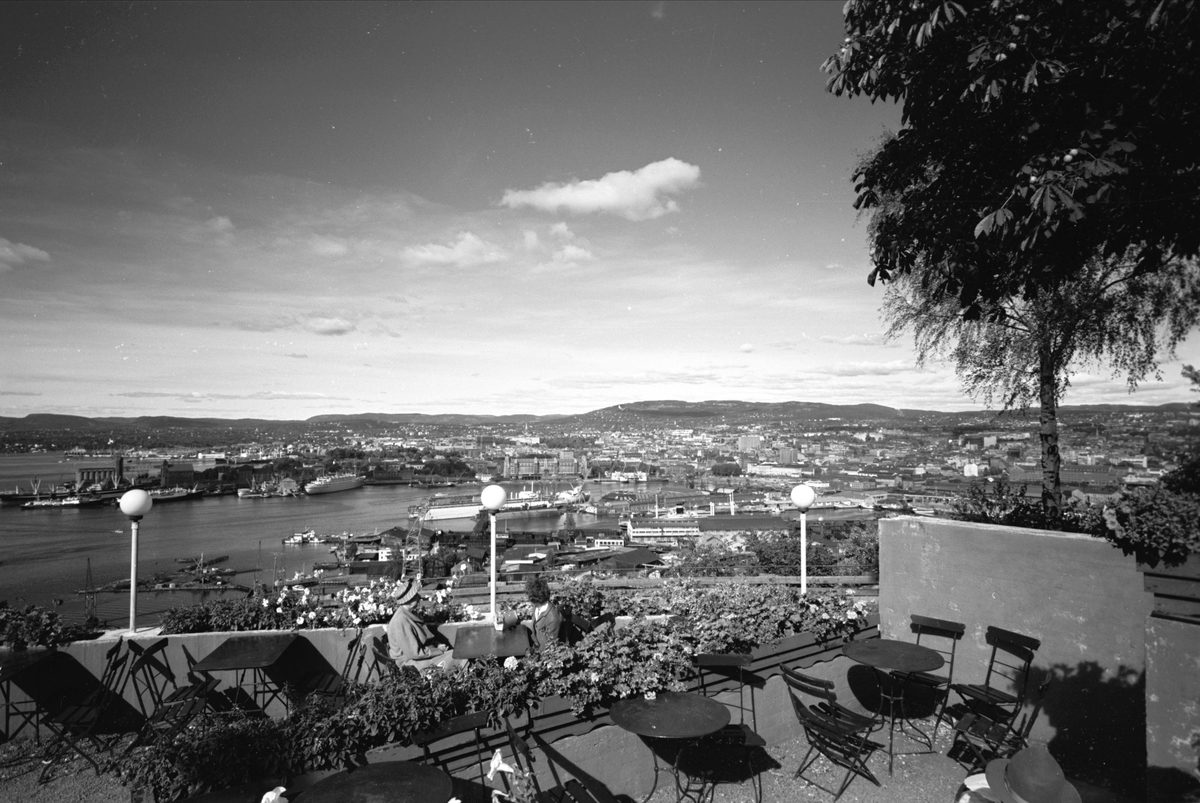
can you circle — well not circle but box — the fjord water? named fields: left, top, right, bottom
left=0, top=454, right=577, bottom=627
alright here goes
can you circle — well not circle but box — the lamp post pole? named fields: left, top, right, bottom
left=119, top=490, right=153, bottom=632
left=790, top=484, right=816, bottom=595
left=480, top=484, right=507, bottom=626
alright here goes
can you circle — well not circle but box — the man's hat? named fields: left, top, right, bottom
left=986, top=745, right=1081, bottom=803
left=393, top=577, right=421, bottom=606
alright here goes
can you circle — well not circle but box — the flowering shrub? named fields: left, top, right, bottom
left=0, top=604, right=91, bottom=650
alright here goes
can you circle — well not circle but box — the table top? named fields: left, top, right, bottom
left=843, top=639, right=944, bottom=674
left=300, top=761, right=453, bottom=803
left=452, top=624, right=530, bottom=659
left=193, top=633, right=299, bottom=672
left=610, top=691, right=731, bottom=740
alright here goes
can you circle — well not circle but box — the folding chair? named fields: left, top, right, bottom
left=677, top=653, right=766, bottom=803
left=412, top=710, right=493, bottom=793
left=781, top=665, right=881, bottom=732
left=307, top=629, right=367, bottom=707
left=365, top=634, right=401, bottom=683
left=501, top=718, right=619, bottom=803
left=893, top=614, right=965, bottom=743
left=129, top=695, right=206, bottom=749
left=1, top=655, right=43, bottom=744
left=950, top=679, right=1051, bottom=771
left=783, top=666, right=884, bottom=801
left=40, top=638, right=139, bottom=782
left=127, top=638, right=178, bottom=718
left=950, top=626, right=1040, bottom=726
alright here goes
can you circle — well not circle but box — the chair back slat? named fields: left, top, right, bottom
left=781, top=664, right=837, bottom=705
left=909, top=614, right=965, bottom=680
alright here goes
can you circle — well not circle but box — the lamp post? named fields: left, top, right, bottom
left=119, top=489, right=153, bottom=632
left=790, top=483, right=816, bottom=595
left=480, top=484, right=507, bottom=626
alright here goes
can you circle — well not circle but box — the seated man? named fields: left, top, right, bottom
left=385, top=577, right=455, bottom=671
left=524, top=576, right=563, bottom=649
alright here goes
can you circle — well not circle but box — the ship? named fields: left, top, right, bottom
left=21, top=495, right=105, bottom=509
left=304, top=473, right=366, bottom=495
left=420, top=485, right=570, bottom=522
left=149, top=486, right=205, bottom=503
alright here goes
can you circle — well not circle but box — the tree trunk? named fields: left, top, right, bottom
left=1039, top=340, right=1063, bottom=529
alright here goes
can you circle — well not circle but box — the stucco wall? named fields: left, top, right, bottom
left=878, top=516, right=1153, bottom=795
left=1146, top=615, right=1200, bottom=802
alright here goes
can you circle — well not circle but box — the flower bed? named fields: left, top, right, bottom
left=116, top=579, right=876, bottom=799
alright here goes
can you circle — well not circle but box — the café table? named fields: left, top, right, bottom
left=452, top=624, right=531, bottom=660
left=610, top=691, right=731, bottom=803
left=299, top=761, right=453, bottom=803
left=192, top=633, right=302, bottom=714
left=843, top=638, right=944, bottom=774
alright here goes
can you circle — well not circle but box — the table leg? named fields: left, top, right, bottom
left=873, top=669, right=936, bottom=775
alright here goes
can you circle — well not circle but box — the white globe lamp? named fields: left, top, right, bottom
left=480, top=484, right=507, bottom=625
left=119, top=489, right=154, bottom=631
left=790, top=484, right=816, bottom=595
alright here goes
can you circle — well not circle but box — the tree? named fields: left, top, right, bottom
left=825, top=1, right=1199, bottom=312
left=884, top=251, right=1200, bottom=521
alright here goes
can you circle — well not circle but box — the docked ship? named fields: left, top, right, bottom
left=149, top=486, right=205, bottom=503
left=305, top=473, right=365, bottom=495
left=21, top=495, right=106, bottom=509
left=420, top=484, right=582, bottom=522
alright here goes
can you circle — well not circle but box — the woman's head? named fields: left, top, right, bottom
left=525, top=576, right=551, bottom=604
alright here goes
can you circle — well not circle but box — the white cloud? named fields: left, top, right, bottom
left=553, top=244, right=594, bottom=262
left=819, top=333, right=887, bottom=346
left=500, top=158, right=701, bottom=221
left=310, top=235, right=349, bottom=257
left=207, top=216, right=234, bottom=233
left=550, top=222, right=574, bottom=240
left=0, top=237, right=50, bottom=273
left=741, top=343, right=754, bottom=353
left=402, top=231, right=507, bottom=267
left=303, top=317, right=356, bottom=336
left=522, top=230, right=539, bottom=249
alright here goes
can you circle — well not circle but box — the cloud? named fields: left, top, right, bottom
left=207, top=216, right=234, bottom=234
left=740, top=343, right=754, bottom=353
left=550, top=222, right=574, bottom=240
left=284, top=353, right=309, bottom=359
left=114, top=390, right=337, bottom=401
left=523, top=230, right=539, bottom=249
left=0, top=237, right=50, bottom=273
left=303, top=317, right=356, bottom=336
left=811, top=360, right=914, bottom=377
left=553, top=244, right=594, bottom=263
left=310, top=235, right=349, bottom=257
left=500, top=158, right=701, bottom=221
left=402, top=231, right=507, bottom=267
left=819, top=333, right=888, bottom=346
left=0, top=390, right=42, bottom=396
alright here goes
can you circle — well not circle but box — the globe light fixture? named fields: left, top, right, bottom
left=480, top=484, right=507, bottom=625
left=790, top=483, right=817, bottom=595
left=119, top=489, right=153, bottom=631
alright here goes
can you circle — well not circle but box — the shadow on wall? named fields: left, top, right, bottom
left=1028, top=662, right=1150, bottom=801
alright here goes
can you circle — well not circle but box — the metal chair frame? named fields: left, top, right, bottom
left=502, top=718, right=619, bottom=803
left=950, top=679, right=1051, bottom=771
left=782, top=665, right=884, bottom=801
left=950, top=626, right=1040, bottom=726
left=677, top=653, right=765, bottom=803
left=893, top=614, right=966, bottom=743
left=412, top=709, right=493, bottom=792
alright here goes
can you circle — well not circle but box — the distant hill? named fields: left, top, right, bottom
left=0, top=399, right=1190, bottom=434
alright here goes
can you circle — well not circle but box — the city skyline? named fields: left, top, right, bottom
left=3, top=1, right=1197, bottom=420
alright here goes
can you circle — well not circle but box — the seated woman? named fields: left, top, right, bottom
left=524, top=576, right=563, bottom=649
left=385, top=577, right=455, bottom=671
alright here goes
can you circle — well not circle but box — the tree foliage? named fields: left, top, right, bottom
left=825, top=0, right=1200, bottom=312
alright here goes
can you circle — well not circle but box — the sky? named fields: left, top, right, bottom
left=1, top=1, right=1196, bottom=420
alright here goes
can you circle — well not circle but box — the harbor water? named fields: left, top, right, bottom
left=0, top=454, right=593, bottom=627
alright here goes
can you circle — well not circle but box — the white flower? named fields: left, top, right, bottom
left=846, top=611, right=857, bottom=620
left=261, top=599, right=269, bottom=608
left=260, top=786, right=287, bottom=803
left=276, top=607, right=284, bottom=614
left=644, top=691, right=657, bottom=701
left=486, top=750, right=515, bottom=781
left=504, top=656, right=519, bottom=671
left=590, top=671, right=600, bottom=683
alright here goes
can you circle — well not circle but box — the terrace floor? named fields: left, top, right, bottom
left=1, top=721, right=1137, bottom=803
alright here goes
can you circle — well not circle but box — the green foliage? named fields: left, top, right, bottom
left=710, top=462, right=742, bottom=476
left=1096, top=485, right=1200, bottom=568
left=0, top=604, right=91, bottom=650
left=952, top=479, right=1099, bottom=533
left=668, top=542, right=760, bottom=577
left=746, top=526, right=879, bottom=576
left=826, top=0, right=1199, bottom=309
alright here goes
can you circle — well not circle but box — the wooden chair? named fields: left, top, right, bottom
left=782, top=665, right=884, bottom=801
left=127, top=638, right=178, bottom=718
left=950, top=626, right=1040, bottom=726
left=893, top=614, right=965, bottom=742
left=677, top=653, right=766, bottom=803
left=950, top=679, right=1051, bottom=771
left=412, top=710, right=493, bottom=793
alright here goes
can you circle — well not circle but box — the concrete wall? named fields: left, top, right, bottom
left=1146, top=616, right=1200, bottom=802
left=879, top=516, right=1153, bottom=796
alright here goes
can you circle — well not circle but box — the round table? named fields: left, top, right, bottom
left=843, top=639, right=944, bottom=774
left=610, top=691, right=731, bottom=740
left=299, top=761, right=453, bottom=803
left=611, top=692, right=731, bottom=803
left=843, top=639, right=944, bottom=674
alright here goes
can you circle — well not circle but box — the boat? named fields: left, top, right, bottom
left=21, top=495, right=105, bottom=509
left=420, top=484, right=562, bottom=522
left=149, top=486, right=205, bottom=503
left=283, top=529, right=320, bottom=545
left=304, top=473, right=366, bottom=495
